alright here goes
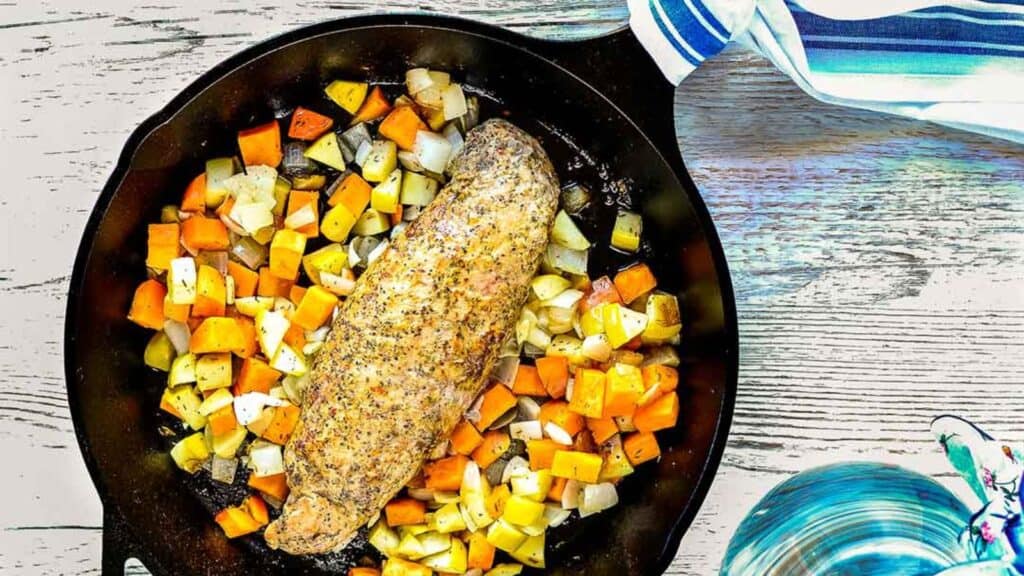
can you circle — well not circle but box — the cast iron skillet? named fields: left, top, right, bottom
left=65, top=13, right=737, bottom=576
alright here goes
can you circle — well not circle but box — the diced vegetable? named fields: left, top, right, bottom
left=321, top=204, right=358, bottom=243
left=379, top=106, right=428, bottom=151
left=510, top=365, right=546, bottom=397
left=422, top=535, right=467, bottom=573
left=386, top=498, right=427, bottom=527
left=146, top=223, right=181, bottom=271
left=526, top=439, right=561, bottom=471
left=602, top=303, right=648, bottom=348
left=624, top=431, right=661, bottom=466
left=237, top=121, right=282, bottom=168
left=509, top=420, right=543, bottom=442
left=413, top=130, right=452, bottom=174
left=568, top=368, right=605, bottom=418
left=472, top=430, right=510, bottom=469
left=442, top=83, right=468, bottom=121
left=643, top=292, right=682, bottom=343
left=534, top=356, right=569, bottom=398
left=327, top=172, right=373, bottom=216
left=193, top=264, right=226, bottom=317
left=363, top=140, right=399, bottom=182
left=269, top=228, right=306, bottom=280
left=405, top=68, right=435, bottom=95
left=502, top=495, right=544, bottom=526
left=181, top=173, right=206, bottom=213
left=196, top=353, right=232, bottom=391
left=370, top=518, right=401, bottom=555
left=510, top=532, right=545, bottom=569
left=603, top=363, right=645, bottom=417
left=633, top=390, right=679, bottom=432
left=538, top=400, right=584, bottom=436
left=205, top=157, right=237, bottom=208
left=168, top=352, right=197, bottom=386
left=284, top=190, right=320, bottom=238
left=212, top=426, right=247, bottom=459
left=320, top=269, right=357, bottom=296
left=613, top=263, right=657, bottom=304
left=170, top=432, right=209, bottom=473
left=587, top=417, right=619, bottom=445
left=292, top=286, right=338, bottom=330
left=611, top=210, right=642, bottom=252
left=424, top=455, right=470, bottom=492
left=352, top=86, right=392, bottom=124
left=325, top=80, right=368, bottom=114
left=248, top=471, right=289, bottom=501
left=128, top=279, right=168, bottom=330
left=486, top=518, right=527, bottom=553
left=468, top=531, right=497, bottom=571
left=550, top=210, right=590, bottom=250
left=431, top=502, right=467, bottom=534
left=509, top=470, right=553, bottom=502
left=450, top=420, right=485, bottom=456
left=530, top=275, right=570, bottom=301
left=167, top=257, right=198, bottom=305
left=475, top=384, right=518, bottom=430
left=551, top=450, right=603, bottom=483
left=352, top=208, right=391, bottom=236
left=270, top=342, right=308, bottom=377
left=371, top=169, right=403, bottom=214
left=544, top=244, right=588, bottom=276
left=288, top=107, right=334, bottom=141
left=400, top=171, right=438, bottom=206
left=143, top=331, right=174, bottom=371
left=382, top=558, right=432, bottom=576
left=254, top=309, right=290, bottom=359
left=248, top=439, right=285, bottom=477
left=484, top=564, right=523, bottom=576
left=578, top=483, right=619, bottom=518
left=581, top=333, right=612, bottom=362
left=304, top=132, right=348, bottom=171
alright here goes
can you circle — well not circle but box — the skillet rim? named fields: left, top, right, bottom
left=63, top=12, right=739, bottom=575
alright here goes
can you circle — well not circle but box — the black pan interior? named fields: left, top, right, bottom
left=66, top=15, right=736, bottom=576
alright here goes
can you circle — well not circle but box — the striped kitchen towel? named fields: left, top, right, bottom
left=628, top=0, right=1024, bottom=143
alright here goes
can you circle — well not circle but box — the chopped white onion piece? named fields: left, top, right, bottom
left=565, top=377, right=575, bottom=402
left=284, top=202, right=317, bottom=230
left=366, top=239, right=389, bottom=266
left=527, top=326, right=552, bottom=350
left=210, top=456, right=238, bottom=485
left=541, top=289, right=584, bottom=310
left=398, top=150, right=425, bottom=172
left=561, top=479, right=581, bottom=510
left=543, top=504, right=572, bottom=528
left=233, top=392, right=286, bottom=425
left=501, top=456, right=531, bottom=485
left=219, top=213, right=249, bottom=236
left=582, top=333, right=613, bottom=362
left=301, top=341, right=323, bottom=356
left=442, top=83, right=468, bottom=121
left=510, top=420, right=543, bottom=442
left=248, top=440, right=285, bottom=477
left=462, top=461, right=483, bottom=493
left=517, top=396, right=542, bottom=420
left=408, top=487, right=435, bottom=501
left=163, top=320, right=191, bottom=356
left=544, top=422, right=574, bottom=446
left=413, top=130, right=453, bottom=174
left=347, top=242, right=361, bottom=268
left=491, top=356, right=520, bottom=386
left=405, top=68, right=434, bottom=95
left=354, top=140, right=372, bottom=167
left=320, top=270, right=357, bottom=296
left=305, top=326, right=330, bottom=343
left=579, top=483, right=619, bottom=517
left=465, top=394, right=485, bottom=425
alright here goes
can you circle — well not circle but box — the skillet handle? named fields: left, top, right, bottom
left=102, top=508, right=141, bottom=575
left=532, top=28, right=684, bottom=173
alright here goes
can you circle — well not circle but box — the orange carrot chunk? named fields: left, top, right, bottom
left=181, top=216, right=230, bottom=251
left=633, top=392, right=680, bottom=433
left=603, top=363, right=645, bottom=418
left=287, top=106, right=334, bottom=141
left=327, top=172, right=373, bottom=215
left=192, top=264, right=226, bottom=318
left=472, top=430, right=511, bottom=469
left=538, top=400, right=584, bottom=436
left=351, top=86, right=392, bottom=125
left=286, top=189, right=320, bottom=238
left=623, top=431, right=662, bottom=465
left=127, top=279, right=167, bottom=330
left=423, top=455, right=470, bottom=492
left=248, top=471, right=289, bottom=501
left=587, top=417, right=620, bottom=445
left=527, top=438, right=563, bottom=471
left=235, top=357, right=282, bottom=395
left=378, top=106, right=427, bottom=151
left=190, top=317, right=245, bottom=354
left=181, top=173, right=206, bottom=213
left=467, top=531, right=496, bottom=571
left=208, top=404, right=238, bottom=436
left=237, top=120, right=283, bottom=167
left=292, top=285, right=339, bottom=330
left=450, top=419, right=485, bottom=456
left=613, top=263, right=658, bottom=304
left=384, top=498, right=427, bottom=527
left=568, top=368, right=606, bottom=418
left=476, top=383, right=518, bottom=430
left=348, top=569, right=381, bottom=576
left=163, top=296, right=190, bottom=324
left=146, top=223, right=181, bottom=271
left=511, top=364, right=547, bottom=396
left=233, top=316, right=259, bottom=358
left=227, top=261, right=259, bottom=299
left=536, top=356, right=569, bottom=399
left=261, top=404, right=301, bottom=445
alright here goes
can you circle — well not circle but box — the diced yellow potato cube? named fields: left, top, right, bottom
left=254, top=309, right=290, bottom=359
left=352, top=208, right=391, bottom=236
left=234, top=296, right=274, bottom=317
left=545, top=334, right=587, bottom=365
left=602, top=303, right=649, bottom=348
left=530, top=275, right=571, bottom=301
left=422, top=534, right=467, bottom=574
left=271, top=343, right=308, bottom=377
left=302, top=243, right=348, bottom=285
left=484, top=564, right=524, bottom=576
left=325, top=80, right=368, bottom=114
left=519, top=514, right=549, bottom=537
left=642, top=291, right=682, bottom=343
left=611, top=210, right=642, bottom=252
left=462, top=492, right=494, bottom=530
left=195, top=353, right=232, bottom=391
left=510, top=470, right=553, bottom=502
left=599, top=435, right=635, bottom=481
left=362, top=140, right=398, bottom=183
left=550, top=210, right=591, bottom=250
left=170, top=432, right=209, bottom=473
left=579, top=303, right=606, bottom=337
left=167, top=352, right=197, bottom=387
left=371, top=169, right=403, bottom=214
left=399, top=524, right=432, bottom=539
left=551, top=450, right=604, bottom=483
left=510, top=533, right=545, bottom=569
left=382, top=557, right=432, bottom=576
left=431, top=502, right=467, bottom=534
left=198, top=388, right=234, bottom=416
left=144, top=332, right=175, bottom=372
left=399, top=172, right=438, bottom=206
left=369, top=518, right=400, bottom=555
left=321, top=204, right=357, bottom=243
left=502, top=495, right=545, bottom=526
left=163, top=385, right=206, bottom=430
left=486, top=518, right=527, bottom=553
left=416, top=531, right=452, bottom=559
left=168, top=257, right=197, bottom=305
left=305, top=132, right=347, bottom=171
left=397, top=532, right=426, bottom=559
left=205, top=157, right=236, bottom=209
left=211, top=426, right=247, bottom=459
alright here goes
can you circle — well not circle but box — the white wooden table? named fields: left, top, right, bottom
left=1, top=1, right=1022, bottom=574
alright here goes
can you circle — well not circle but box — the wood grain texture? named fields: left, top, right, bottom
left=1, top=1, right=1022, bottom=574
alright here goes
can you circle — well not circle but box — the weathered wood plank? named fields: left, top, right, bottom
left=2, top=1, right=1022, bottom=575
